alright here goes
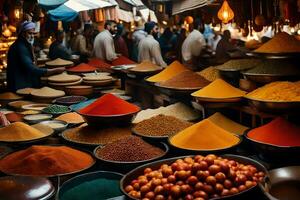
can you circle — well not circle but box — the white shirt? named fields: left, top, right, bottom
left=181, top=30, right=206, bottom=62
left=93, top=30, right=117, bottom=61
left=138, top=35, right=167, bottom=67
left=132, top=29, right=147, bottom=45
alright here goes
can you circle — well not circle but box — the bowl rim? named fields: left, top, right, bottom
left=38, top=119, right=68, bottom=130
left=168, top=133, right=242, bottom=152
left=53, top=95, right=88, bottom=104
left=244, top=129, right=300, bottom=148
left=93, top=142, right=169, bottom=164
left=23, top=113, right=53, bottom=121
left=77, top=108, right=140, bottom=118
left=120, top=154, right=268, bottom=200
left=155, top=82, right=206, bottom=91
left=244, top=96, right=300, bottom=103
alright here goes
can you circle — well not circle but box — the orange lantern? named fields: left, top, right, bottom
left=185, top=16, right=194, bottom=24
left=217, top=0, right=234, bottom=24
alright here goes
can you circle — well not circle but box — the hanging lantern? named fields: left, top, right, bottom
left=184, top=16, right=194, bottom=24
left=217, top=0, right=234, bottom=24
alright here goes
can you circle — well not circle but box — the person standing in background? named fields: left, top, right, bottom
left=181, top=19, right=206, bottom=70
left=49, top=30, right=72, bottom=60
left=71, top=24, right=93, bottom=62
left=138, top=21, right=166, bottom=67
left=93, top=20, right=119, bottom=62
left=7, top=21, right=65, bottom=91
left=131, top=20, right=147, bottom=62
left=114, top=24, right=129, bottom=58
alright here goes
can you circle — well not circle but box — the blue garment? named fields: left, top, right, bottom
left=49, top=41, right=72, bottom=60
left=7, top=37, right=47, bottom=92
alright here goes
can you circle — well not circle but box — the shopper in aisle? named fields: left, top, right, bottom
left=114, top=23, right=129, bottom=58
left=49, top=30, right=72, bottom=60
left=138, top=21, right=167, bottom=67
left=132, top=20, right=147, bottom=62
left=93, top=20, right=119, bottom=62
left=181, top=18, right=206, bottom=70
left=71, top=23, right=93, bottom=62
left=7, top=21, right=65, bottom=92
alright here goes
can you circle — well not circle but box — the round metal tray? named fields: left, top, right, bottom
left=121, top=154, right=268, bottom=200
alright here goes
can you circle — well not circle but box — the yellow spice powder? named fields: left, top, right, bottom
left=246, top=81, right=300, bottom=101
left=191, top=79, right=246, bottom=99
left=208, top=112, right=248, bottom=135
left=170, top=119, right=240, bottom=150
left=146, top=61, right=188, bottom=82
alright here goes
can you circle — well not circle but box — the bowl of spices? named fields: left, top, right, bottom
left=78, top=94, right=140, bottom=126
left=8, top=100, right=34, bottom=110
left=0, top=92, right=23, bottom=106
left=155, top=70, right=210, bottom=95
left=121, top=154, right=267, bottom=200
left=53, top=96, right=87, bottom=106
left=62, top=123, right=132, bottom=146
left=244, top=117, right=300, bottom=161
left=58, top=171, right=124, bottom=200
left=0, top=145, right=95, bottom=177
left=245, top=81, right=300, bottom=112
left=45, top=58, right=74, bottom=68
left=38, top=120, right=68, bottom=133
left=127, top=61, right=163, bottom=77
left=94, top=136, right=168, bottom=168
left=169, top=119, right=242, bottom=154
left=0, top=122, right=54, bottom=144
left=67, top=63, right=98, bottom=74
left=24, top=113, right=53, bottom=124
left=65, top=85, right=93, bottom=96
left=55, top=112, right=85, bottom=126
left=22, top=103, right=50, bottom=111
left=42, top=104, right=71, bottom=116
left=0, top=176, right=55, bottom=200
left=132, top=114, right=193, bottom=141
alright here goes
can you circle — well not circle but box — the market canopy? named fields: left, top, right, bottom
left=47, top=0, right=115, bottom=22
left=172, top=0, right=214, bottom=15
left=38, top=0, right=68, bottom=10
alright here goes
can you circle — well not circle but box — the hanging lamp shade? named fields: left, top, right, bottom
left=217, top=0, right=234, bottom=24
left=184, top=16, right=194, bottom=24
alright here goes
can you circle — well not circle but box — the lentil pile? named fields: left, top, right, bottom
left=0, top=145, right=94, bottom=176
left=55, top=112, right=85, bottom=124
left=248, top=117, right=300, bottom=147
left=0, top=122, right=50, bottom=142
left=246, top=81, right=300, bottom=101
left=254, top=32, right=300, bottom=53
left=159, top=70, right=210, bottom=89
left=133, top=114, right=192, bottom=137
left=95, top=136, right=165, bottom=162
left=63, top=123, right=132, bottom=145
left=243, top=59, right=300, bottom=75
left=216, top=59, right=261, bottom=71
left=43, top=104, right=70, bottom=114
left=170, top=119, right=240, bottom=150
left=147, top=61, right=188, bottom=83
left=124, top=154, right=265, bottom=199
left=197, top=66, right=220, bottom=82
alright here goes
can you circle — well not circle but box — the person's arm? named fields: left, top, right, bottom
left=104, top=37, right=118, bottom=61
left=151, top=42, right=167, bottom=67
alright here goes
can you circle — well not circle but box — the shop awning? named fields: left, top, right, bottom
left=123, top=0, right=144, bottom=7
left=48, top=0, right=115, bottom=21
left=172, top=0, right=214, bottom=15
left=38, top=0, right=68, bottom=10
left=116, top=8, right=134, bottom=23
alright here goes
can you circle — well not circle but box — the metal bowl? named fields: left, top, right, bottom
left=53, top=95, right=87, bottom=106
left=242, top=73, right=299, bottom=84
left=244, top=129, right=300, bottom=161
left=23, top=114, right=53, bottom=124
left=245, top=97, right=300, bottom=113
left=57, top=171, right=123, bottom=200
left=77, top=109, right=140, bottom=126
left=0, top=176, right=55, bottom=200
left=120, top=154, right=268, bottom=200
left=38, top=120, right=68, bottom=133
left=261, top=166, right=300, bottom=200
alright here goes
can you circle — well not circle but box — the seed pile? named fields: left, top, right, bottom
left=30, top=87, right=65, bottom=98
left=244, top=59, right=300, bottom=75
left=133, top=114, right=192, bottom=137
left=159, top=70, right=210, bottom=89
left=254, top=32, right=300, bottom=53
left=216, top=59, right=261, bottom=71
left=197, top=66, right=220, bottom=82
left=246, top=81, right=300, bottom=101
left=95, top=136, right=164, bottom=162
left=63, top=124, right=131, bottom=145
left=130, top=60, right=162, bottom=72
left=43, top=104, right=69, bottom=114
left=46, top=58, right=73, bottom=66
left=55, top=96, right=86, bottom=104
left=55, top=112, right=85, bottom=124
